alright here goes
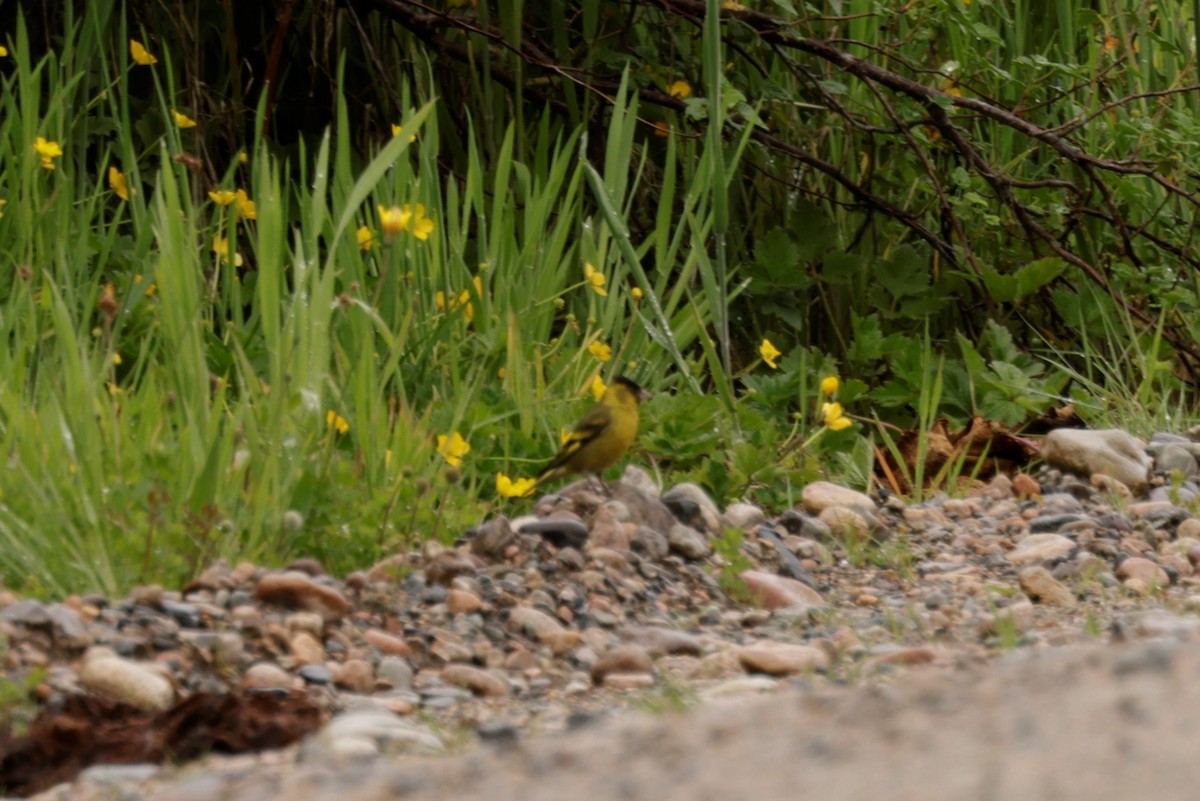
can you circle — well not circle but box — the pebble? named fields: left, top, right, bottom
left=255, top=572, right=350, bottom=621
left=441, top=664, right=510, bottom=697
left=1007, top=533, right=1076, bottom=565
left=590, top=644, right=653, bottom=683
left=739, top=571, right=825, bottom=610
left=667, top=524, right=710, bottom=559
left=801, top=481, right=877, bottom=514
left=1018, top=566, right=1077, bottom=607
left=735, top=641, right=829, bottom=675
left=241, top=662, right=292, bottom=691
left=79, top=647, right=175, bottom=711
left=1044, top=428, right=1151, bottom=491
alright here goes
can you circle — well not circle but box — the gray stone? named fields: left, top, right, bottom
left=667, top=523, right=710, bottom=560
left=1043, top=428, right=1151, bottom=491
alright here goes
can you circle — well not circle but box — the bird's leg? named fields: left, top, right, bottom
left=588, top=473, right=610, bottom=496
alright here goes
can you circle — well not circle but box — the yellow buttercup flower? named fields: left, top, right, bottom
left=234, top=188, right=256, bottom=219
left=496, top=472, right=537, bottom=498
left=589, top=374, right=607, bottom=401
left=356, top=226, right=374, bottom=251
left=377, top=203, right=435, bottom=240
left=820, top=375, right=840, bottom=396
left=0, top=46, right=8, bottom=57
left=583, top=263, right=608, bottom=297
left=759, top=338, right=782, bottom=369
left=130, top=39, right=157, bottom=66
left=212, top=235, right=244, bottom=266
left=108, top=166, right=129, bottom=201
left=822, top=402, right=851, bottom=431
left=668, top=80, right=692, bottom=100
left=630, top=286, right=643, bottom=300
left=173, top=110, right=197, bottom=129
left=34, top=137, right=63, bottom=170
left=326, top=409, right=349, bottom=434
left=436, top=432, right=471, bottom=467
left=588, top=341, right=613, bottom=363
left=209, top=189, right=237, bottom=205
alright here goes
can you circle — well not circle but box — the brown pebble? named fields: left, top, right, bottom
left=447, top=588, right=484, bottom=615
left=289, top=632, right=326, bottom=665
left=425, top=550, right=480, bottom=586
left=364, top=628, right=414, bottom=656
left=735, top=641, right=829, bottom=676
left=1012, top=473, right=1041, bottom=499
left=591, top=644, right=653, bottom=684
left=1116, top=557, right=1169, bottom=587
left=255, top=572, right=350, bottom=621
left=286, top=557, right=326, bottom=576
left=739, top=571, right=825, bottom=610
left=241, top=662, right=292, bottom=691
left=335, top=658, right=375, bottom=693
left=602, top=671, right=656, bottom=690
left=442, top=664, right=510, bottom=697
left=1018, top=566, right=1077, bottom=608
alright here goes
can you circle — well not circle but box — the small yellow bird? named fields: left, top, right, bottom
left=536, top=376, right=650, bottom=490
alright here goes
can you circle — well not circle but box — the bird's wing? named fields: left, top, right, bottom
left=538, top=403, right=612, bottom=476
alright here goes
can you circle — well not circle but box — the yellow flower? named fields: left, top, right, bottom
left=211, top=235, right=244, bottom=266
left=436, top=432, right=471, bottom=467
left=496, top=472, right=537, bottom=498
left=209, top=189, right=236, bottom=205
left=0, top=46, right=7, bottom=57
left=584, top=263, right=608, bottom=297
left=588, top=341, right=613, bottom=363
left=668, top=80, right=692, bottom=100
left=589, top=374, right=607, bottom=401
left=326, top=409, right=349, bottom=434
left=820, top=375, right=840, bottom=396
left=113, top=353, right=123, bottom=365
left=356, top=226, right=374, bottom=251
left=173, top=110, right=197, bottom=129
left=759, top=338, right=782, bottom=369
left=391, top=123, right=417, bottom=142
left=234, top=188, right=256, bottom=219
left=238, top=151, right=249, bottom=164
left=379, top=204, right=406, bottom=235
left=130, top=39, right=157, bottom=66
left=630, top=286, right=643, bottom=300
left=720, top=0, right=746, bottom=8
left=822, top=402, right=851, bottom=431
left=34, top=137, right=63, bottom=170
left=108, top=166, right=129, bottom=200
left=378, top=203, right=435, bottom=240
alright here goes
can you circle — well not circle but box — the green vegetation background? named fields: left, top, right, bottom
left=2, top=0, right=1199, bottom=596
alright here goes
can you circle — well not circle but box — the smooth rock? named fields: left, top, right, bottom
left=364, top=628, right=414, bottom=656
left=255, top=572, right=350, bottom=621
left=241, top=662, right=292, bottom=691
left=79, top=647, right=174, bottom=711
left=801, top=481, right=877, bottom=514
left=469, top=516, right=517, bottom=559
left=1007, top=533, right=1075, bottom=565
left=508, top=605, right=567, bottom=640
left=1116, top=557, right=1170, bottom=587
left=662, top=483, right=723, bottom=535
left=1044, top=428, right=1151, bottom=491
left=289, top=631, right=326, bottom=665
left=446, top=588, right=485, bottom=616
left=591, top=644, right=653, bottom=683
left=739, top=571, right=825, bottom=610
left=667, top=524, right=710, bottom=560
left=336, top=658, right=376, bottom=693
left=1018, top=566, right=1077, bottom=607
left=441, top=664, right=510, bottom=697
left=724, top=502, right=766, bottom=531
left=736, top=641, right=829, bottom=675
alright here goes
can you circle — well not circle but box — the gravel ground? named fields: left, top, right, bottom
left=6, top=426, right=1200, bottom=800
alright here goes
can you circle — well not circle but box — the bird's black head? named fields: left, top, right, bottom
left=613, top=375, right=651, bottom=403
